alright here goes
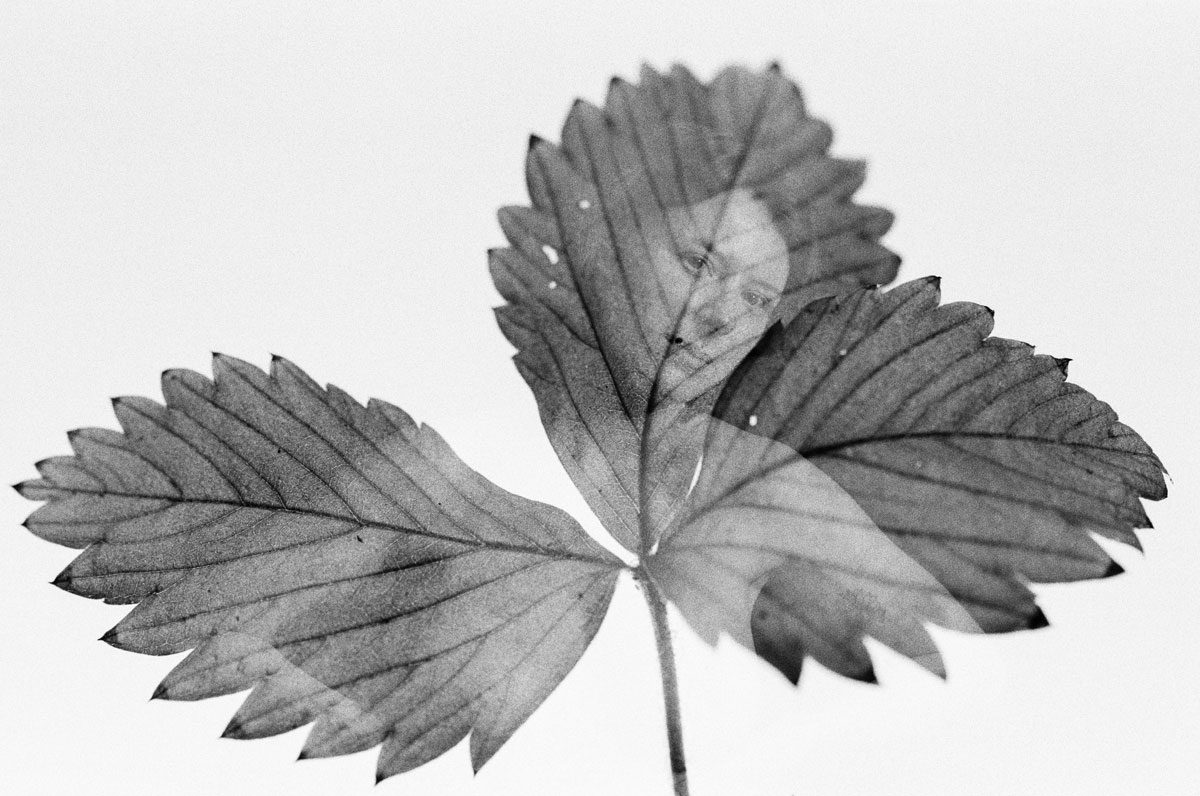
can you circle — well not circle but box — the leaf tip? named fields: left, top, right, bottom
left=99, top=627, right=120, bottom=645
left=1103, top=560, right=1125, bottom=578
left=296, top=749, right=310, bottom=761
left=528, top=133, right=546, bottom=151
left=221, top=719, right=246, bottom=739
left=754, top=643, right=803, bottom=685
left=50, top=569, right=72, bottom=590
left=982, top=305, right=995, bottom=318
left=149, top=683, right=169, bottom=700
left=853, top=665, right=878, bottom=685
left=923, top=274, right=941, bottom=290
left=1027, top=608, right=1050, bottom=630
left=1053, top=356, right=1072, bottom=376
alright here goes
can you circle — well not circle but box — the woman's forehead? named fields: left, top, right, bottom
left=666, top=188, right=778, bottom=245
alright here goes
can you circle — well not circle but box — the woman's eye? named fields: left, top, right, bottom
left=681, top=251, right=709, bottom=274
left=743, top=291, right=773, bottom=309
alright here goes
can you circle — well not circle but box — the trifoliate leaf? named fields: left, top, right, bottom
left=14, top=61, right=1170, bottom=793
left=16, top=354, right=622, bottom=779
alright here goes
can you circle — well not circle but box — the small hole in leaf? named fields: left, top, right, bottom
left=547, top=280, right=557, bottom=290
left=748, top=414, right=758, bottom=427
left=541, top=244, right=559, bottom=264
left=577, top=199, right=591, bottom=209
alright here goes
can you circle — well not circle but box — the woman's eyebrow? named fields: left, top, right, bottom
left=704, top=248, right=734, bottom=276
left=679, top=237, right=726, bottom=268
left=746, top=278, right=782, bottom=297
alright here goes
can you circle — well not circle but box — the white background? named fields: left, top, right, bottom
left=2, top=2, right=1198, bottom=794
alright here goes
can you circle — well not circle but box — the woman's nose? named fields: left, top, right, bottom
left=684, top=278, right=741, bottom=337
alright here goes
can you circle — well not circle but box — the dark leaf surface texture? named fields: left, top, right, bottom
left=17, top=354, right=621, bottom=779
left=492, top=64, right=899, bottom=552
left=649, top=277, right=1165, bottom=682
left=16, top=63, right=1167, bottom=786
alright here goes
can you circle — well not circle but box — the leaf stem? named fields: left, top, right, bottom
left=639, top=569, right=690, bottom=796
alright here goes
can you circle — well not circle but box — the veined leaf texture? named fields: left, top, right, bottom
left=16, top=63, right=1166, bottom=790
left=19, top=354, right=622, bottom=777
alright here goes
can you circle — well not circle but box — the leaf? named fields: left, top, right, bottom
left=15, top=354, right=622, bottom=780
left=647, top=277, right=1166, bottom=682
left=491, top=63, right=899, bottom=553
left=14, top=60, right=1171, bottom=793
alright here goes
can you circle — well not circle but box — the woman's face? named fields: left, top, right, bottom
left=647, top=188, right=789, bottom=373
